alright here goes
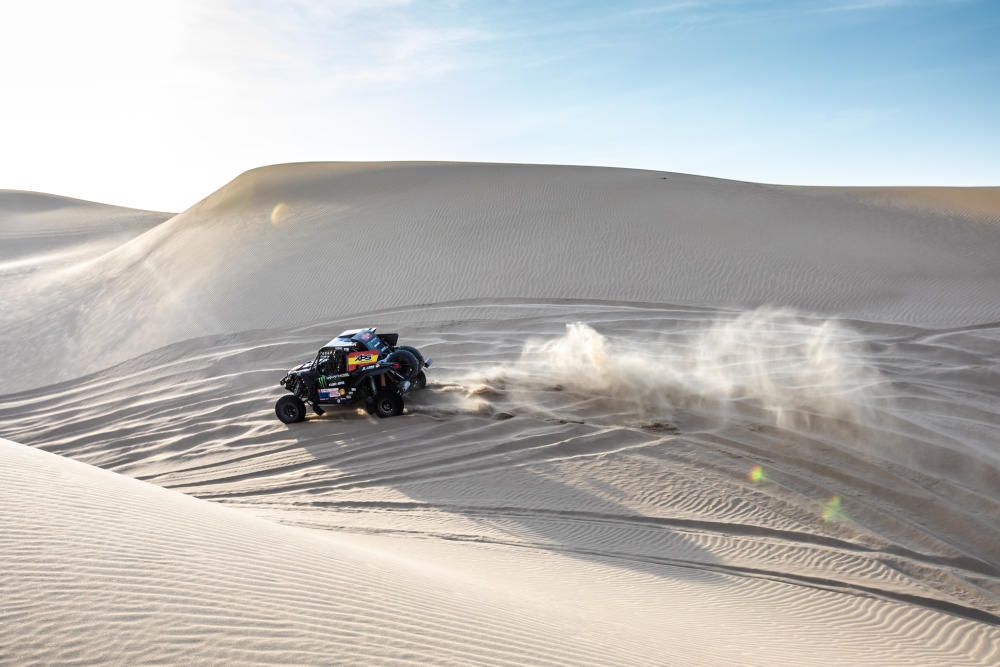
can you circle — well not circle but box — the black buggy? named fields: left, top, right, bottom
left=275, top=327, right=430, bottom=423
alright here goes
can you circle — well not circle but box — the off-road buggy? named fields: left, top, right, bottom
left=275, top=327, right=430, bottom=423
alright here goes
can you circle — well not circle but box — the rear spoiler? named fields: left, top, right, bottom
left=381, top=333, right=399, bottom=346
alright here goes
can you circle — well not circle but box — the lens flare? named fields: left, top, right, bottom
left=749, top=465, right=765, bottom=483
left=270, top=202, right=288, bottom=225
left=822, top=495, right=845, bottom=522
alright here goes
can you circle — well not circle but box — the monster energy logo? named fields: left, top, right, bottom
left=317, top=375, right=341, bottom=388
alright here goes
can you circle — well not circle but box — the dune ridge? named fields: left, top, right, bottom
left=797, top=185, right=1000, bottom=223
left=0, top=189, right=170, bottom=267
left=3, top=163, right=1000, bottom=389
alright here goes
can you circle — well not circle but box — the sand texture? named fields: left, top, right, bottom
left=1, top=163, right=998, bottom=665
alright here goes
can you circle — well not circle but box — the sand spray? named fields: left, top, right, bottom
left=449, top=308, right=886, bottom=429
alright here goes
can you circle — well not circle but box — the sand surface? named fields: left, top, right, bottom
left=1, top=163, right=998, bottom=664
left=799, top=185, right=1000, bottom=223
left=0, top=190, right=170, bottom=271
left=3, top=163, right=1000, bottom=388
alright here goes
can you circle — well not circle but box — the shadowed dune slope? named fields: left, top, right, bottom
left=0, top=189, right=171, bottom=266
left=0, top=190, right=172, bottom=381
left=3, top=163, right=1000, bottom=388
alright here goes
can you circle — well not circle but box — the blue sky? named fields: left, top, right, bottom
left=2, top=0, right=997, bottom=210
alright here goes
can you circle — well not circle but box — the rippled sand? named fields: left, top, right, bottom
left=1, top=164, right=998, bottom=664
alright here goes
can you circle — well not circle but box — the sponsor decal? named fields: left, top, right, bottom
left=318, top=387, right=348, bottom=400
left=347, top=350, right=379, bottom=371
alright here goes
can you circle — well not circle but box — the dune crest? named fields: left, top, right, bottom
left=4, top=163, right=1000, bottom=389
left=0, top=189, right=170, bottom=270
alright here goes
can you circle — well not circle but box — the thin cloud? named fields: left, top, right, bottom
left=625, top=1, right=709, bottom=16
left=200, top=0, right=494, bottom=86
left=818, top=0, right=908, bottom=12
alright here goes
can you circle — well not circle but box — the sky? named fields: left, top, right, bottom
left=1, top=0, right=998, bottom=211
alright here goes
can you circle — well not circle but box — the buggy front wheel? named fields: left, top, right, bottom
left=275, top=395, right=307, bottom=424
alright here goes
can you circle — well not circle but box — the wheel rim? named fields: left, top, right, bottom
left=380, top=399, right=394, bottom=414
left=282, top=404, right=298, bottom=419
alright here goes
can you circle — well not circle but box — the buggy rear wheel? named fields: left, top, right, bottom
left=386, top=349, right=420, bottom=382
left=367, top=390, right=404, bottom=418
left=396, top=345, right=425, bottom=370
left=275, top=395, right=307, bottom=424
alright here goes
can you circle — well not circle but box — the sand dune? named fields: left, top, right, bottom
left=6, top=434, right=995, bottom=666
left=0, top=437, right=674, bottom=665
left=4, top=163, right=1000, bottom=389
left=800, top=185, right=1000, bottom=223
left=0, top=189, right=170, bottom=268
left=2, top=302, right=998, bottom=664
left=0, top=190, right=171, bottom=395
left=1, top=163, right=998, bottom=664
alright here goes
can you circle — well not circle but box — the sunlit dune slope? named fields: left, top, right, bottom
left=0, top=437, right=672, bottom=666
left=798, top=185, right=1000, bottom=223
left=4, top=162, right=1000, bottom=388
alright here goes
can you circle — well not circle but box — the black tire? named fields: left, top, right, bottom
left=385, top=349, right=420, bottom=382
left=396, top=345, right=425, bottom=370
left=413, top=370, right=427, bottom=390
left=367, top=390, right=404, bottom=418
left=275, top=395, right=306, bottom=424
